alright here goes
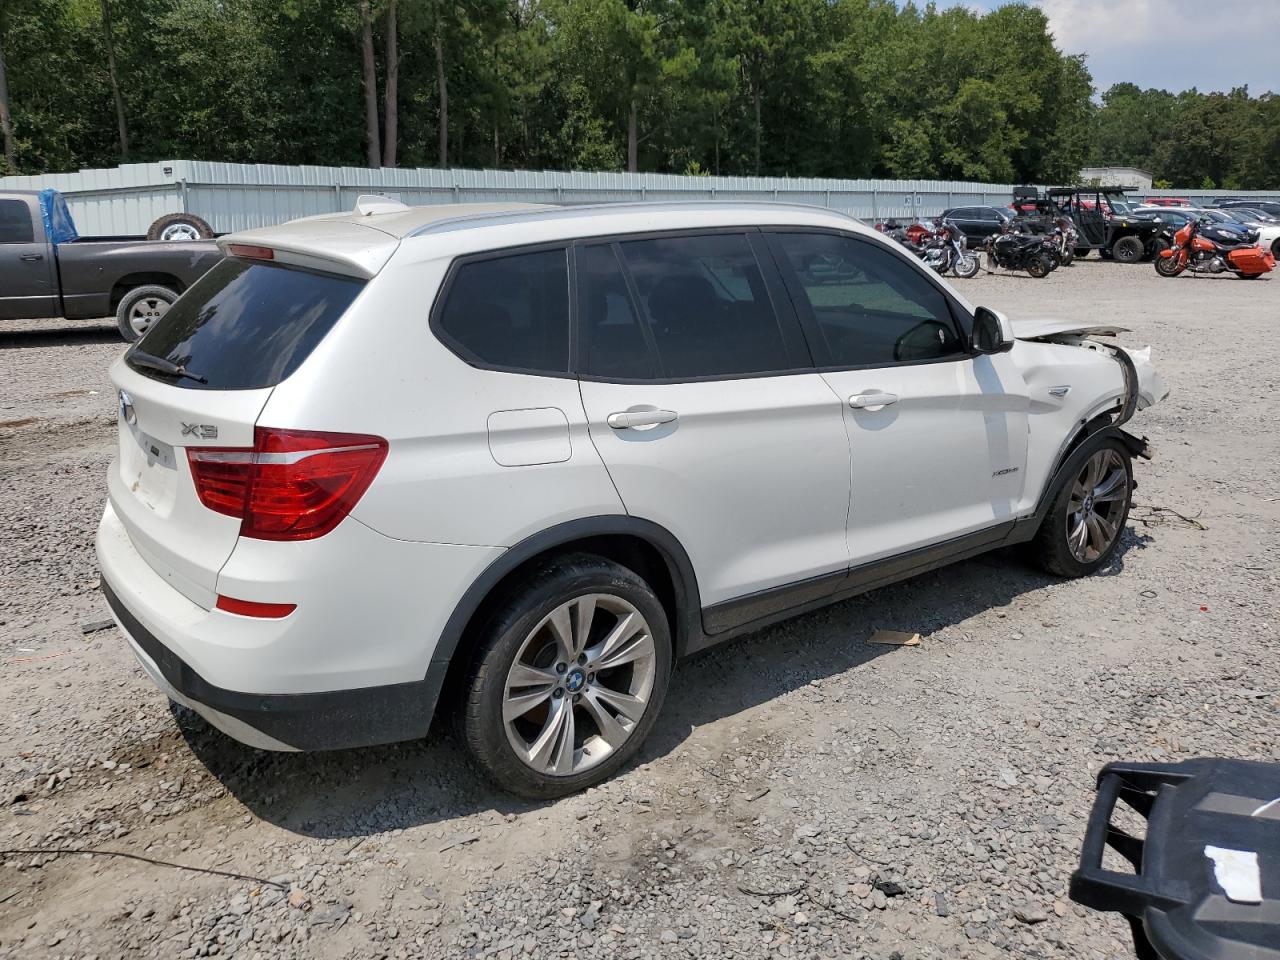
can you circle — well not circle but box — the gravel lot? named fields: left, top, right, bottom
left=2, top=261, right=1278, bottom=960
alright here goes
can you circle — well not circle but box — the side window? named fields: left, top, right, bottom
left=773, top=232, right=965, bottom=367
left=612, top=233, right=791, bottom=379
left=578, top=244, right=658, bottom=380
left=435, top=247, right=569, bottom=374
left=0, top=200, right=35, bottom=244
left=979, top=208, right=1001, bottom=221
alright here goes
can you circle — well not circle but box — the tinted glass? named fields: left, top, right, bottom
left=775, top=233, right=964, bottom=366
left=129, top=258, right=364, bottom=390
left=436, top=248, right=569, bottom=373
left=0, top=200, right=34, bottom=243
left=579, top=244, right=657, bottom=380
left=614, top=233, right=790, bottom=379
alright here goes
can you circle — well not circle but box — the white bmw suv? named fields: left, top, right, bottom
left=97, top=199, right=1166, bottom=797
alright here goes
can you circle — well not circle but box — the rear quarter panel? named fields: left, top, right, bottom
left=256, top=255, right=626, bottom=549
left=55, top=239, right=222, bottom=319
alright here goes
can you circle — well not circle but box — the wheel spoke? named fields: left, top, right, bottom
left=588, top=612, right=653, bottom=671
left=507, top=661, right=558, bottom=689
left=571, top=596, right=597, bottom=660
left=526, top=695, right=574, bottom=773
left=580, top=688, right=631, bottom=748
left=1094, top=511, right=1119, bottom=544
left=1093, top=467, right=1127, bottom=503
left=503, top=682, right=555, bottom=723
left=1068, top=517, right=1089, bottom=557
left=590, top=685, right=646, bottom=723
left=547, top=605, right=575, bottom=662
left=1085, top=513, right=1107, bottom=557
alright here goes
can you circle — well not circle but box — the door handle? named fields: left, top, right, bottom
left=849, top=392, right=899, bottom=410
left=19, top=254, right=43, bottom=262
left=607, top=409, right=678, bottom=429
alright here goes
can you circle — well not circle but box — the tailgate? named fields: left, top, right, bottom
left=109, top=358, right=272, bottom=609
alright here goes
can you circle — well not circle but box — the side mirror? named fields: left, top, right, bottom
left=972, top=306, right=1014, bottom=355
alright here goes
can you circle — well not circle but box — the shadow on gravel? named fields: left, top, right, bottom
left=0, top=324, right=118, bottom=348
left=177, top=535, right=1146, bottom=839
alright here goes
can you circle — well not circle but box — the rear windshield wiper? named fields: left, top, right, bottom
left=129, top=350, right=208, bottom=384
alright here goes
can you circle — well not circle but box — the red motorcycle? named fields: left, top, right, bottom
left=1155, top=217, right=1275, bottom=279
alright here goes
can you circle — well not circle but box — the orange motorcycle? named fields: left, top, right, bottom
left=1155, top=217, right=1275, bottom=279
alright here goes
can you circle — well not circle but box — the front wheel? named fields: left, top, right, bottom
left=458, top=555, right=672, bottom=798
left=1026, top=255, right=1052, bottom=279
left=1074, top=247, right=1091, bottom=258
left=115, top=284, right=178, bottom=341
left=952, top=253, right=981, bottom=279
left=1030, top=440, right=1133, bottom=577
left=1154, top=255, right=1185, bottom=278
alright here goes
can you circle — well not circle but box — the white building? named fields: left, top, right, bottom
left=1079, top=166, right=1154, bottom=191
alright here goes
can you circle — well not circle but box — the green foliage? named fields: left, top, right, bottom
left=2, top=0, right=1275, bottom=187
left=1092, top=84, right=1280, bottom=189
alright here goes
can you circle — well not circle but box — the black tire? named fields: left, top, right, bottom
left=1154, top=255, right=1184, bottom=278
left=1237, top=272, right=1263, bottom=280
left=146, top=212, right=214, bottom=242
left=1030, top=437, right=1133, bottom=578
left=1060, top=248, right=1074, bottom=266
left=1148, top=238, right=1171, bottom=258
left=1074, top=247, right=1090, bottom=258
left=115, top=284, right=178, bottom=342
left=1026, top=255, right=1052, bottom=279
left=951, top=253, right=981, bottom=279
left=1111, top=236, right=1144, bottom=263
left=1272, top=238, right=1280, bottom=260
left=458, top=554, right=672, bottom=799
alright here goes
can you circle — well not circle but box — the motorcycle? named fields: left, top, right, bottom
left=918, top=219, right=980, bottom=278
left=1050, top=217, right=1077, bottom=266
left=1155, top=217, right=1275, bottom=279
left=984, top=225, right=1054, bottom=278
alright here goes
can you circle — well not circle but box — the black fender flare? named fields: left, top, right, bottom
left=1023, top=424, right=1151, bottom=537
left=429, top=516, right=704, bottom=673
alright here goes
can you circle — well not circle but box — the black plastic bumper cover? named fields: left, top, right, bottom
left=100, top=577, right=445, bottom=751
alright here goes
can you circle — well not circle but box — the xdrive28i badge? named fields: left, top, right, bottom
left=117, top=390, right=136, bottom=426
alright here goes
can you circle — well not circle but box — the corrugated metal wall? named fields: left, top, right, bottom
left=3, top=160, right=1278, bottom=235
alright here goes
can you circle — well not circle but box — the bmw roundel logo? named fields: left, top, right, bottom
left=565, top=669, right=586, bottom=693
left=119, top=390, right=136, bottom=426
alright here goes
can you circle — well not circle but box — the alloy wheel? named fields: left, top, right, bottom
left=160, top=223, right=201, bottom=242
left=1066, top=449, right=1128, bottom=563
left=128, top=297, right=170, bottom=337
left=503, top=594, right=657, bottom=777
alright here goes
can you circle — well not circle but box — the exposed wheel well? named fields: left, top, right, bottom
left=436, top=533, right=684, bottom=717
left=110, top=273, right=185, bottom=311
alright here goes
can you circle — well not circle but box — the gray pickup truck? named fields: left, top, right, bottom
left=1, top=189, right=223, bottom=340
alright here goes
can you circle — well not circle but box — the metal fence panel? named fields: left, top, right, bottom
left=4, top=160, right=1278, bottom=235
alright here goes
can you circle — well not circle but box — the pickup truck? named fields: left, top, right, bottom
left=1, top=189, right=223, bottom=340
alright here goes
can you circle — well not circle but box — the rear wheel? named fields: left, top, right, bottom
left=1236, top=272, right=1263, bottom=280
left=1031, top=440, right=1133, bottom=578
left=115, top=284, right=178, bottom=341
left=1026, top=255, right=1052, bottom=279
left=459, top=555, right=672, bottom=798
left=1074, top=247, right=1091, bottom=258
left=1111, top=236, right=1144, bottom=263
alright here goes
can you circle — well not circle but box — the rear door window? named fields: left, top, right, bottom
left=433, top=247, right=569, bottom=374
left=595, top=233, right=794, bottom=380
left=128, top=258, right=365, bottom=390
left=771, top=232, right=965, bottom=367
left=0, top=200, right=34, bottom=243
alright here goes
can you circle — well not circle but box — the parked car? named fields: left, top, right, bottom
left=96, top=198, right=1167, bottom=798
left=939, top=205, right=1011, bottom=241
left=1142, top=197, right=1191, bottom=208
left=1216, top=199, right=1280, bottom=220
left=0, top=189, right=223, bottom=340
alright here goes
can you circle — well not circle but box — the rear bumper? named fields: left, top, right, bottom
left=101, top=576, right=447, bottom=750
left=99, top=578, right=450, bottom=752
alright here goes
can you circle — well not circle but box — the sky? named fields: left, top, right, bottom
left=955, top=0, right=1279, bottom=96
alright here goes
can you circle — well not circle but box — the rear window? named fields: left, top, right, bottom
left=128, top=258, right=365, bottom=390
left=0, top=199, right=34, bottom=243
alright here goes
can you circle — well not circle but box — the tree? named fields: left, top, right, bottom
left=359, top=0, right=381, bottom=166
left=382, top=0, right=398, bottom=166
left=99, top=0, right=129, bottom=159
left=0, top=25, right=14, bottom=171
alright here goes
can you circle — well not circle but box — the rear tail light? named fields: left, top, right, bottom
left=227, top=243, right=274, bottom=260
left=187, top=428, right=388, bottom=540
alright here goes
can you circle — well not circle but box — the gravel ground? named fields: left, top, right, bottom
left=2, top=262, right=1278, bottom=960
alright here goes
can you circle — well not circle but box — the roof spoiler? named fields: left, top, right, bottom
left=354, top=194, right=410, bottom=217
